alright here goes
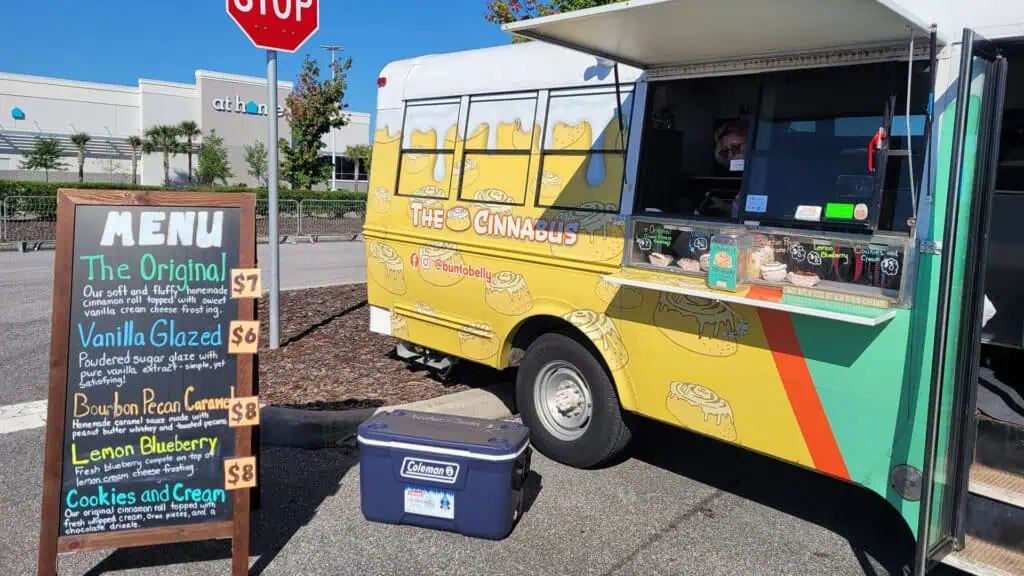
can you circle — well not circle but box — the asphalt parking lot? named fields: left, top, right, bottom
left=0, top=244, right=966, bottom=576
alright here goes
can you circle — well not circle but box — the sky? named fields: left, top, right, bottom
left=0, top=1, right=513, bottom=122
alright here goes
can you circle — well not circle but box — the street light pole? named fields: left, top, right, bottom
left=321, top=44, right=344, bottom=192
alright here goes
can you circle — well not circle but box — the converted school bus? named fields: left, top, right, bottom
left=363, top=1, right=1024, bottom=573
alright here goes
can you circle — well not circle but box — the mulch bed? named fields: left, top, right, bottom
left=257, top=284, right=508, bottom=410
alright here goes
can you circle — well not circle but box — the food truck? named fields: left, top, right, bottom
left=362, top=1, right=1024, bottom=573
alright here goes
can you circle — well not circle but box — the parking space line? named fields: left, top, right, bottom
left=0, top=400, right=48, bottom=434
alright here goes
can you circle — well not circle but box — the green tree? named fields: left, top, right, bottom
left=178, top=120, right=202, bottom=183
left=486, top=0, right=625, bottom=41
left=127, top=135, right=143, bottom=185
left=343, top=144, right=372, bottom=174
left=19, top=137, right=67, bottom=182
left=282, top=54, right=351, bottom=189
left=242, top=140, right=269, bottom=187
left=143, top=124, right=183, bottom=186
left=69, top=132, right=91, bottom=183
left=195, top=130, right=233, bottom=186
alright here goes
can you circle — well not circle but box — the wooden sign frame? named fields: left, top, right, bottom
left=37, top=190, right=256, bottom=576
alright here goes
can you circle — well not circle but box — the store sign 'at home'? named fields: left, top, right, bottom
left=212, top=96, right=285, bottom=118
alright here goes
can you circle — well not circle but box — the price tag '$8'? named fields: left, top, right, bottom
left=228, top=396, right=260, bottom=428
left=224, top=456, right=257, bottom=491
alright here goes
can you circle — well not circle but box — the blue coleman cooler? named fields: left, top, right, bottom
left=357, top=409, right=531, bottom=540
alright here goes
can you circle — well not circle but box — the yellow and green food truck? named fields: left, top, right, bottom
left=363, top=1, right=1024, bottom=573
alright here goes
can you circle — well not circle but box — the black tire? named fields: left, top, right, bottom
left=516, top=333, right=631, bottom=468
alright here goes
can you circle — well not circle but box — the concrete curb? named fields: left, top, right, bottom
left=261, top=384, right=515, bottom=449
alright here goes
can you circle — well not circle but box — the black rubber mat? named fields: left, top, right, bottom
left=978, top=367, right=1024, bottom=427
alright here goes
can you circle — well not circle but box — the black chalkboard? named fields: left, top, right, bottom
left=58, top=205, right=241, bottom=536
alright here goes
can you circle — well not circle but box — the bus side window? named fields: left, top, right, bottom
left=458, top=93, right=539, bottom=207
left=396, top=99, right=461, bottom=199
left=537, top=87, right=633, bottom=213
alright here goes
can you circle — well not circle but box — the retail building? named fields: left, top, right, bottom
left=0, top=70, right=370, bottom=188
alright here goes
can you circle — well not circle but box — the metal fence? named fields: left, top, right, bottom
left=1, top=196, right=58, bottom=245
left=1, top=196, right=366, bottom=245
left=255, top=199, right=301, bottom=240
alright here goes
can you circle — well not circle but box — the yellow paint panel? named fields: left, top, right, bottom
left=619, top=288, right=813, bottom=466
left=539, top=153, right=624, bottom=209
left=461, top=153, right=531, bottom=204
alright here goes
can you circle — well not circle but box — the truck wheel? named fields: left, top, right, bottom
left=516, top=333, right=631, bottom=468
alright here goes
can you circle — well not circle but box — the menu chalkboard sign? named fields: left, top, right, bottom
left=38, top=191, right=256, bottom=576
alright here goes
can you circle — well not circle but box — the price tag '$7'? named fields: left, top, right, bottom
left=230, top=268, right=261, bottom=299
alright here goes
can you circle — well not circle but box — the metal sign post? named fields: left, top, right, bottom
left=226, top=0, right=320, bottom=350
left=267, top=49, right=281, bottom=350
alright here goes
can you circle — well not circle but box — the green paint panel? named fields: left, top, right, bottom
left=825, top=203, right=855, bottom=219
left=780, top=295, right=893, bottom=318
left=792, top=311, right=912, bottom=495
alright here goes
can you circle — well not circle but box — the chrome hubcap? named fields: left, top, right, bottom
left=534, top=361, right=592, bottom=441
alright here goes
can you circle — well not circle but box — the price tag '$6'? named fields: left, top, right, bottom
left=228, top=321, right=259, bottom=354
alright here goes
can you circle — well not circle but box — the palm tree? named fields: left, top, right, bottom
left=143, top=124, right=183, bottom=186
left=70, top=132, right=91, bottom=183
left=127, top=135, right=142, bottom=185
left=178, top=121, right=202, bottom=183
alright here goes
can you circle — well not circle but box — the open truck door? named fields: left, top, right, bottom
left=915, top=28, right=1008, bottom=575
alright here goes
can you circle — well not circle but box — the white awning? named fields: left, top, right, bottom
left=503, top=0, right=940, bottom=70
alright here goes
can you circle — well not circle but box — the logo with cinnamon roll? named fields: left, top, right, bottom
left=563, top=309, right=628, bottom=370
left=666, top=382, right=737, bottom=441
left=367, top=242, right=407, bottom=295
left=653, top=293, right=744, bottom=357
left=417, top=241, right=466, bottom=287
left=445, top=206, right=471, bottom=232
left=485, top=271, right=533, bottom=316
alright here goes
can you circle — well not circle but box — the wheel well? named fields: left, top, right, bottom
left=507, top=315, right=614, bottom=379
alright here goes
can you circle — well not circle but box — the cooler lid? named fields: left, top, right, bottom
left=357, top=410, right=529, bottom=458
left=503, top=0, right=939, bottom=70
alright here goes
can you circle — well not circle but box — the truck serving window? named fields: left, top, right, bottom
left=396, top=100, right=461, bottom=199
left=536, top=87, right=632, bottom=213
left=635, top=61, right=929, bottom=234
left=740, top=61, right=930, bottom=232
left=458, top=94, right=539, bottom=206
left=635, top=75, right=760, bottom=220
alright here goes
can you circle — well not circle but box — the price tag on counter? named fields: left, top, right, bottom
left=228, top=321, right=260, bottom=354
left=228, top=396, right=260, bottom=428
left=230, top=268, right=262, bottom=298
left=224, top=456, right=258, bottom=491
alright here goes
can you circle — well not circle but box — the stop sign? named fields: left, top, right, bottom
left=226, top=0, right=319, bottom=53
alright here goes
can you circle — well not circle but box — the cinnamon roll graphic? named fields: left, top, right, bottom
left=367, top=242, right=407, bottom=295
left=485, top=271, right=533, bottom=316
left=594, top=278, right=643, bottom=310
left=418, top=241, right=465, bottom=287
left=372, top=187, right=392, bottom=214
left=653, top=293, right=742, bottom=357
left=666, top=382, right=737, bottom=441
left=563, top=309, right=628, bottom=370
left=458, top=322, right=498, bottom=360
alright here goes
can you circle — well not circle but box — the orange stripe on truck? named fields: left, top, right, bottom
left=757, top=308, right=850, bottom=481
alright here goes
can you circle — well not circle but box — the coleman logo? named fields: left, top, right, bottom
left=400, top=457, right=459, bottom=484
